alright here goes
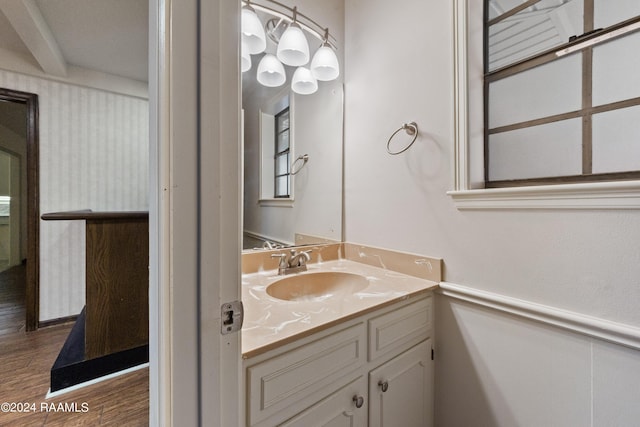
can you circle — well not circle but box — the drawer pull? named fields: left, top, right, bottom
left=352, top=395, right=364, bottom=408
left=378, top=380, right=389, bottom=392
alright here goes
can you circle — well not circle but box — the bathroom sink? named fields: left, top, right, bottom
left=266, top=271, right=369, bottom=302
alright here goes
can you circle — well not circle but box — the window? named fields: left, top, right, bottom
left=449, top=0, right=640, bottom=210
left=274, top=107, right=290, bottom=198
left=258, top=89, right=294, bottom=205
left=484, top=0, right=640, bottom=188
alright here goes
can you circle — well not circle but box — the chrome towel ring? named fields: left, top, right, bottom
left=290, top=154, right=309, bottom=175
left=387, top=122, right=419, bottom=155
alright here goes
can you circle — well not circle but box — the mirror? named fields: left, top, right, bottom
left=241, top=0, right=344, bottom=251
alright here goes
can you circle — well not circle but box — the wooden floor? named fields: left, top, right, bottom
left=0, top=323, right=149, bottom=426
left=0, top=264, right=26, bottom=336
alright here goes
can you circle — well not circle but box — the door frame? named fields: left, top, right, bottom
left=149, top=0, right=242, bottom=424
left=0, top=88, right=39, bottom=331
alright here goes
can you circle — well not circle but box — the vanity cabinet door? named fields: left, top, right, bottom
left=368, top=339, right=433, bottom=427
left=246, top=323, right=366, bottom=426
left=368, top=295, right=432, bottom=363
left=280, top=376, right=367, bottom=427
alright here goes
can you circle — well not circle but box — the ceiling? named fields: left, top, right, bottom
left=0, top=0, right=148, bottom=82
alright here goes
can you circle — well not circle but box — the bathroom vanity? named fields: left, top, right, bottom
left=241, top=247, right=440, bottom=426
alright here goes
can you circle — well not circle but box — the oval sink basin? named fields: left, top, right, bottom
left=266, top=271, right=369, bottom=302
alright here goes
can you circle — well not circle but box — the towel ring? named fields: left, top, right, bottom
left=290, top=154, right=309, bottom=175
left=387, top=122, right=419, bottom=155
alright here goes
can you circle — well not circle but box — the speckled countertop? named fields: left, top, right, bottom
left=241, top=259, right=439, bottom=358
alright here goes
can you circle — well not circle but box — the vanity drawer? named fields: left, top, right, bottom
left=246, top=323, right=366, bottom=426
left=368, top=295, right=431, bottom=362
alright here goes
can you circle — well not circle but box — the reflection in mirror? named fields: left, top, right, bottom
left=487, top=0, right=582, bottom=71
left=241, top=0, right=344, bottom=251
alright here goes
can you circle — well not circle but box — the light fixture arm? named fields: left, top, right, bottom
left=244, top=0, right=255, bottom=12
left=242, top=0, right=338, bottom=50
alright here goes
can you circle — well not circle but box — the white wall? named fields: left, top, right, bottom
left=435, top=295, right=640, bottom=426
left=344, top=0, right=640, bottom=424
left=0, top=69, right=148, bottom=321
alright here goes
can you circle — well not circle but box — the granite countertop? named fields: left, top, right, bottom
left=241, top=259, right=438, bottom=358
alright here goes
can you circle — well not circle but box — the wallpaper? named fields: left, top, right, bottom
left=0, top=69, right=148, bottom=321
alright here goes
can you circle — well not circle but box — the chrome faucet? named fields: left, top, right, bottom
left=271, top=249, right=312, bottom=275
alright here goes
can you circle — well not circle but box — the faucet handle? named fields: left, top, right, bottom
left=271, top=253, right=287, bottom=268
left=293, top=249, right=312, bottom=267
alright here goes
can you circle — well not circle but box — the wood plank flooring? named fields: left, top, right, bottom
left=0, top=264, right=26, bottom=336
left=0, top=324, right=149, bottom=426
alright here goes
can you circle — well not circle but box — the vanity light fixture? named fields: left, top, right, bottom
left=291, top=67, right=318, bottom=95
left=241, top=1, right=267, bottom=54
left=257, top=54, right=286, bottom=87
left=310, top=29, right=340, bottom=81
left=241, top=0, right=340, bottom=94
left=277, top=8, right=310, bottom=66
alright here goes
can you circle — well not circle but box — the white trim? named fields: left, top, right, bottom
left=452, top=0, right=469, bottom=193
left=148, top=0, right=169, bottom=424
left=438, top=282, right=640, bottom=350
left=448, top=180, right=640, bottom=210
left=200, top=0, right=243, bottom=425
left=258, top=198, right=294, bottom=207
left=449, top=0, right=640, bottom=210
left=45, top=363, right=149, bottom=399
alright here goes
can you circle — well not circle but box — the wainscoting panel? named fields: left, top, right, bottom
left=435, top=284, right=640, bottom=427
left=0, top=69, right=149, bottom=321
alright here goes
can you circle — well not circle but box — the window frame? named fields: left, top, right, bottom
left=448, top=0, right=640, bottom=210
left=273, top=107, right=291, bottom=198
left=483, top=1, right=640, bottom=188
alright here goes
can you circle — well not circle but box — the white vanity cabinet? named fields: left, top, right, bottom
left=280, top=375, right=368, bottom=427
left=243, top=293, right=433, bottom=427
left=368, top=339, right=433, bottom=427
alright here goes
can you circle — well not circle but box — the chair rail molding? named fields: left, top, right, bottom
left=438, top=282, right=640, bottom=351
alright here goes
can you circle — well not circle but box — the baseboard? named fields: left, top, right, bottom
left=38, top=314, right=78, bottom=329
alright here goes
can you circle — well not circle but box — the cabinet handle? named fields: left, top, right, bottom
left=378, top=380, right=389, bottom=392
left=352, top=395, right=364, bottom=408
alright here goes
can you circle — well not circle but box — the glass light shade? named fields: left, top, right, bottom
left=257, top=54, right=286, bottom=87
left=241, top=7, right=266, bottom=54
left=291, top=67, right=318, bottom=95
left=241, top=41, right=251, bottom=73
left=310, top=44, right=339, bottom=81
left=277, top=23, right=310, bottom=66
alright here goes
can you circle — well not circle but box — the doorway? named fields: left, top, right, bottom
left=0, top=88, right=39, bottom=333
